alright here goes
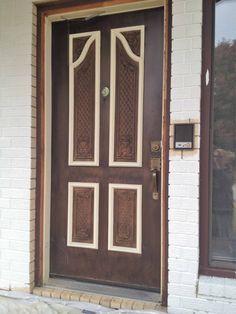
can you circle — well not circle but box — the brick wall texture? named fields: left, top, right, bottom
left=0, top=0, right=36, bottom=291
left=168, top=1, right=236, bottom=314
left=0, top=0, right=236, bottom=313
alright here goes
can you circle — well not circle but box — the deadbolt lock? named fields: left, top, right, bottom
left=151, top=141, right=161, bottom=153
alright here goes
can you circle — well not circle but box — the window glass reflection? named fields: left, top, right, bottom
left=211, top=0, right=236, bottom=266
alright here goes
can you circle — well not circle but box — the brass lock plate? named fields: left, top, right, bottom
left=150, top=157, right=161, bottom=172
left=151, top=141, right=161, bottom=153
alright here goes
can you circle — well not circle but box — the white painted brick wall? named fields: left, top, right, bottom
left=169, top=1, right=236, bottom=313
left=0, top=0, right=36, bottom=292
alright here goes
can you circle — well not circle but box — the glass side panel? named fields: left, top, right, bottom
left=210, top=0, right=236, bottom=267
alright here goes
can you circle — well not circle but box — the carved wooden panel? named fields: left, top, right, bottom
left=122, top=31, right=140, bottom=56
left=109, top=26, right=144, bottom=167
left=72, top=187, right=94, bottom=244
left=113, top=188, right=137, bottom=248
left=108, top=184, right=142, bottom=254
left=114, top=38, right=139, bottom=162
left=73, top=36, right=90, bottom=62
left=74, top=42, right=95, bottom=161
left=67, top=182, right=99, bottom=249
left=69, top=31, right=100, bottom=166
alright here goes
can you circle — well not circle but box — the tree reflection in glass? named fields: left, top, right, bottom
left=211, top=0, right=236, bottom=266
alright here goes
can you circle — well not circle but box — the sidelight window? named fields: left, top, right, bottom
left=211, top=0, right=236, bottom=268
left=201, top=0, right=236, bottom=274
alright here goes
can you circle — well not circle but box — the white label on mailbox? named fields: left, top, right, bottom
left=175, top=142, right=192, bottom=149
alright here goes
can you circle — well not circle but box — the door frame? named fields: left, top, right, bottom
left=36, top=0, right=171, bottom=305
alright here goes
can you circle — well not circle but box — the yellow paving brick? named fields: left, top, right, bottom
left=100, top=296, right=111, bottom=308
left=155, top=305, right=167, bottom=312
left=110, top=297, right=122, bottom=309
left=143, top=302, right=158, bottom=310
left=70, top=292, right=82, bottom=301
left=51, top=289, right=63, bottom=299
left=120, top=299, right=134, bottom=309
left=61, top=290, right=71, bottom=300
left=80, top=294, right=92, bottom=303
left=32, top=287, right=43, bottom=296
left=90, top=294, right=102, bottom=305
left=132, top=301, right=144, bottom=310
left=41, top=288, right=53, bottom=298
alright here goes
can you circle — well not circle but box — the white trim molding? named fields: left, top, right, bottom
left=108, top=183, right=142, bottom=254
left=69, top=31, right=101, bottom=166
left=109, top=26, right=145, bottom=167
left=48, top=1, right=164, bottom=22
left=67, top=182, right=99, bottom=249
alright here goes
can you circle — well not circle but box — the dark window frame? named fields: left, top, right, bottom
left=200, top=0, right=236, bottom=279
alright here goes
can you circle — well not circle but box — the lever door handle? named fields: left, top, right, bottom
left=152, top=170, right=159, bottom=200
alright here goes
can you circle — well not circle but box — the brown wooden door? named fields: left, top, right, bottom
left=50, top=8, right=164, bottom=291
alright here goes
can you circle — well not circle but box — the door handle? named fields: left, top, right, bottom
left=152, top=170, right=159, bottom=200
left=150, top=157, right=161, bottom=200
